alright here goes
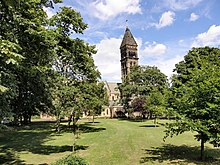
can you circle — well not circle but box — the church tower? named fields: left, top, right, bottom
left=120, top=27, right=138, bottom=81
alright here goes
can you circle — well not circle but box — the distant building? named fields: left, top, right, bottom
left=100, top=81, right=124, bottom=118
left=101, top=27, right=139, bottom=118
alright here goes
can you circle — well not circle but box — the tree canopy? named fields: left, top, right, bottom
left=165, top=47, right=220, bottom=160
left=0, top=0, right=106, bottom=125
left=120, top=65, right=168, bottom=118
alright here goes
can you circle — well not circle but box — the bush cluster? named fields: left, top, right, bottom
left=52, top=154, right=88, bottom=165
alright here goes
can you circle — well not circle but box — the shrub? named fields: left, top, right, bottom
left=0, top=124, right=14, bottom=132
left=51, top=154, right=88, bottom=165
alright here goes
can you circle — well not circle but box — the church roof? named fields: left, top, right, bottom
left=104, top=81, right=120, bottom=94
left=120, top=27, right=137, bottom=48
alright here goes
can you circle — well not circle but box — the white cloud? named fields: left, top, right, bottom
left=142, top=42, right=167, bottom=56
left=178, top=39, right=184, bottom=44
left=94, top=37, right=183, bottom=82
left=155, top=11, right=175, bottom=29
left=155, top=55, right=183, bottom=78
left=94, top=37, right=122, bottom=82
left=140, top=54, right=184, bottom=78
left=90, top=0, right=142, bottom=20
left=189, top=12, right=199, bottom=21
left=192, top=25, right=220, bottom=47
left=135, top=37, right=143, bottom=50
left=165, top=0, right=204, bottom=11
left=93, top=36, right=142, bottom=82
left=43, top=7, right=55, bottom=18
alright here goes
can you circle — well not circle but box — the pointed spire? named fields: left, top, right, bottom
left=120, top=27, right=137, bottom=48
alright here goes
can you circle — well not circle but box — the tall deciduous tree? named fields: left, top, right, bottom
left=48, top=6, right=103, bottom=129
left=0, top=0, right=105, bottom=126
left=120, top=65, right=168, bottom=118
left=0, top=0, right=61, bottom=124
left=165, top=47, right=220, bottom=160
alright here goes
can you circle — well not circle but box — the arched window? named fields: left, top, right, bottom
left=129, top=51, right=136, bottom=58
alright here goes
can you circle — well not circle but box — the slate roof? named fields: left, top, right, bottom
left=120, top=27, right=137, bottom=48
left=104, top=82, right=120, bottom=94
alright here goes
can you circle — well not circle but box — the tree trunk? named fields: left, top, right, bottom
left=149, top=111, right=153, bottom=119
left=72, top=132, right=75, bottom=153
left=23, top=113, right=28, bottom=125
left=110, top=107, right=113, bottom=118
left=200, top=138, right=205, bottom=160
left=23, top=112, right=28, bottom=125
left=13, top=115, right=19, bottom=126
left=56, top=117, right=61, bottom=132
left=72, top=116, right=79, bottom=153
left=19, top=115, right=22, bottom=125
left=28, top=114, right=31, bottom=123
left=92, top=114, right=95, bottom=123
left=68, top=115, right=72, bottom=128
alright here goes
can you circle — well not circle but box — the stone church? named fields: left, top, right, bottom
left=101, top=27, right=139, bottom=118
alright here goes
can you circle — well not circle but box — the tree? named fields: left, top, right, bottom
left=120, top=65, right=168, bottom=118
left=77, top=82, right=108, bottom=123
left=165, top=47, right=220, bottom=160
left=0, top=0, right=104, bottom=126
left=145, top=90, right=168, bottom=125
left=48, top=6, right=103, bottom=129
left=0, top=39, right=23, bottom=121
left=131, top=97, right=146, bottom=119
left=0, top=0, right=61, bottom=124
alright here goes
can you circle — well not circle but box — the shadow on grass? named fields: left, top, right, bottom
left=118, top=118, right=147, bottom=122
left=0, top=150, right=25, bottom=165
left=79, top=123, right=106, bottom=133
left=139, top=125, right=159, bottom=128
left=16, top=120, right=56, bottom=131
left=0, top=121, right=89, bottom=164
left=84, top=121, right=100, bottom=124
left=140, top=144, right=220, bottom=164
left=60, top=122, right=106, bottom=134
left=0, top=144, right=88, bottom=164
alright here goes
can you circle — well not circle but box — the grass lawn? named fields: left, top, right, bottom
left=0, top=119, right=220, bottom=164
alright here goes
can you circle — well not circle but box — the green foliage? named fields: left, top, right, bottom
left=131, top=97, right=146, bottom=118
left=0, top=0, right=60, bottom=124
left=166, top=47, right=220, bottom=159
left=0, top=0, right=104, bottom=126
left=52, top=154, right=88, bottom=165
left=0, top=39, right=23, bottom=65
left=47, top=5, right=103, bottom=126
left=50, top=6, right=87, bottom=35
left=120, top=65, right=168, bottom=116
left=122, top=65, right=167, bottom=97
left=146, top=90, right=168, bottom=120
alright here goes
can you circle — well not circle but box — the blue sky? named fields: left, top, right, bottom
left=45, top=0, right=220, bottom=82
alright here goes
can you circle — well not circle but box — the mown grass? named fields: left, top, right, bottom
left=0, top=119, right=219, bottom=164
